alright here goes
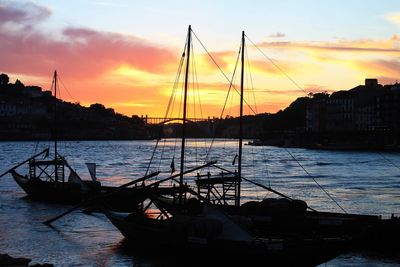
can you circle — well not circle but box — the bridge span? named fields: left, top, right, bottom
left=140, top=115, right=219, bottom=125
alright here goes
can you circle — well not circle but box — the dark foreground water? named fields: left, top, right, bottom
left=1, top=140, right=400, bottom=266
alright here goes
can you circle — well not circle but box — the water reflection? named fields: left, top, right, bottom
left=0, top=140, right=400, bottom=266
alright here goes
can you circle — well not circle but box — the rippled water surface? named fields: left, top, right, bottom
left=1, top=140, right=400, bottom=266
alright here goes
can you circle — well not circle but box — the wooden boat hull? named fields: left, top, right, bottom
left=98, top=186, right=179, bottom=212
left=228, top=204, right=400, bottom=252
left=153, top=196, right=400, bottom=253
left=11, top=170, right=84, bottom=204
left=105, top=211, right=345, bottom=267
left=11, top=170, right=178, bottom=212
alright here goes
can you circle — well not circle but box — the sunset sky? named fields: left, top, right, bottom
left=1, top=0, right=399, bottom=118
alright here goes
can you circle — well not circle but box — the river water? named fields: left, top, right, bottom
left=0, top=140, right=400, bottom=266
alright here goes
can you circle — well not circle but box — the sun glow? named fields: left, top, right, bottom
left=111, top=65, right=170, bottom=84
left=1, top=1, right=399, bottom=118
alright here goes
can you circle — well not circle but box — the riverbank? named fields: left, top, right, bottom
left=250, top=131, right=400, bottom=151
left=0, top=253, right=53, bottom=267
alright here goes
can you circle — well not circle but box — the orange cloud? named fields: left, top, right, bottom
left=258, top=37, right=400, bottom=55
left=249, top=59, right=302, bottom=75
left=192, top=50, right=239, bottom=76
left=353, top=59, right=400, bottom=82
left=0, top=1, right=184, bottom=117
left=0, top=2, right=177, bottom=80
left=302, top=84, right=334, bottom=94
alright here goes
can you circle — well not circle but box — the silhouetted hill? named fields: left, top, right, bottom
left=0, top=73, right=150, bottom=140
left=2, top=73, right=399, bottom=149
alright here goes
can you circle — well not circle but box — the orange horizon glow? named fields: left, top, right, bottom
left=1, top=2, right=399, bottom=118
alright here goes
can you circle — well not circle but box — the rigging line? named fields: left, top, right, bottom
left=228, top=75, right=235, bottom=116
left=58, top=77, right=76, bottom=103
left=245, top=34, right=308, bottom=96
left=379, top=153, right=400, bottom=172
left=261, top=143, right=270, bottom=186
left=244, top=47, right=250, bottom=115
left=167, top=35, right=188, bottom=118
left=33, top=142, right=39, bottom=156
left=171, top=57, right=186, bottom=162
left=191, top=35, right=208, bottom=159
left=164, top=41, right=187, bottom=119
left=174, top=52, right=185, bottom=162
left=191, top=30, right=257, bottom=115
left=284, top=148, right=347, bottom=213
left=32, top=73, right=58, bottom=159
left=192, top=31, right=239, bottom=120
left=241, top=39, right=253, bottom=116
left=204, top=44, right=241, bottom=162
left=145, top=139, right=160, bottom=176
left=157, top=140, right=166, bottom=172
left=250, top=145, right=260, bottom=200
left=59, top=75, right=126, bottom=169
left=146, top=40, right=187, bottom=175
left=28, top=142, right=41, bottom=176
left=171, top=67, right=184, bottom=160
left=193, top=48, right=204, bottom=120
left=190, top=40, right=199, bottom=168
left=171, top=70, right=184, bottom=161
left=245, top=43, right=258, bottom=114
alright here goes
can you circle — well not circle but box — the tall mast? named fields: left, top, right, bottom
left=237, top=31, right=245, bottom=207
left=180, top=25, right=191, bottom=204
left=53, top=70, right=58, bottom=182
left=54, top=70, right=58, bottom=159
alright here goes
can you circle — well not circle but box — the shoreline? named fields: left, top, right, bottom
left=0, top=253, right=53, bottom=267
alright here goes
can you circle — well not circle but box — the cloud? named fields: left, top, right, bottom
left=303, top=84, right=334, bottom=94
left=91, top=1, right=122, bottom=6
left=253, top=87, right=332, bottom=96
left=62, top=27, right=176, bottom=73
left=268, top=32, right=286, bottom=38
left=385, top=12, right=400, bottom=27
left=355, top=59, right=400, bottom=78
left=2, top=1, right=399, bottom=117
left=0, top=1, right=51, bottom=24
left=250, top=59, right=298, bottom=75
left=195, top=50, right=239, bottom=74
left=0, top=2, right=176, bottom=79
left=392, top=34, right=400, bottom=41
left=377, top=76, right=399, bottom=85
left=258, top=38, right=400, bottom=54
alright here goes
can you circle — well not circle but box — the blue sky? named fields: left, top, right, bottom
left=37, top=0, right=399, bottom=46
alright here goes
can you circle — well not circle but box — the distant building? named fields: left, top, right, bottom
left=377, top=83, right=400, bottom=131
left=365, top=78, right=378, bottom=87
left=306, top=97, right=327, bottom=132
left=326, top=91, right=355, bottom=131
left=15, top=101, right=47, bottom=117
left=0, top=101, right=17, bottom=117
left=42, top=91, right=52, bottom=97
left=306, top=79, right=398, bottom=132
left=23, top=86, right=43, bottom=98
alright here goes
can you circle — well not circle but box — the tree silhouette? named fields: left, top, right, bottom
left=0, top=73, right=9, bottom=86
left=14, top=79, right=25, bottom=90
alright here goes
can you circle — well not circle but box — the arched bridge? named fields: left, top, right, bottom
left=141, top=116, right=217, bottom=125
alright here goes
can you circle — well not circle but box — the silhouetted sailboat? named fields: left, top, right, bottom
left=104, top=26, right=346, bottom=266
left=2, top=71, right=178, bottom=212
left=180, top=32, right=400, bottom=254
